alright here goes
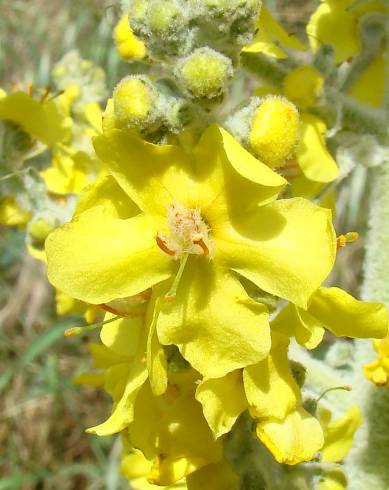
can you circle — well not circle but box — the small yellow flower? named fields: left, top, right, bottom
left=364, top=333, right=389, bottom=386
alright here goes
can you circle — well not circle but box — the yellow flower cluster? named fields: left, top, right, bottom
left=2, top=1, right=389, bottom=488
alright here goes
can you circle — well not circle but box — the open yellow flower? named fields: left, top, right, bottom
left=243, top=5, right=306, bottom=58
left=46, top=125, right=336, bottom=380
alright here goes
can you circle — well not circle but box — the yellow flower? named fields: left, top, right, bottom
left=273, top=287, right=389, bottom=350
left=121, top=448, right=187, bottom=489
left=114, top=15, right=147, bottom=61
left=243, top=5, right=306, bottom=58
left=256, top=406, right=324, bottom=465
left=364, top=333, right=389, bottom=386
left=319, top=406, right=362, bottom=463
left=46, top=125, right=336, bottom=379
left=307, top=0, right=387, bottom=64
left=127, top=371, right=223, bottom=485
left=307, top=0, right=388, bottom=107
left=0, top=90, right=71, bottom=147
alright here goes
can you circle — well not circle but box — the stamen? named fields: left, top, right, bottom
left=156, top=233, right=176, bottom=256
left=337, top=231, right=359, bottom=249
left=64, top=315, right=120, bottom=337
left=40, top=84, right=52, bottom=102
left=192, top=235, right=209, bottom=255
left=165, top=254, right=189, bottom=302
left=27, top=83, right=34, bottom=96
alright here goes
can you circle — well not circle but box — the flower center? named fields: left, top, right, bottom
left=156, top=202, right=213, bottom=259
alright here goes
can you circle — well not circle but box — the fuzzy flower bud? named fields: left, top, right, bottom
left=114, top=15, right=146, bottom=61
left=175, top=47, right=233, bottom=99
left=113, top=76, right=158, bottom=131
left=249, top=96, right=300, bottom=168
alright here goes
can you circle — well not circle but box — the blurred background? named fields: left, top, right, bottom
left=0, top=1, right=365, bottom=489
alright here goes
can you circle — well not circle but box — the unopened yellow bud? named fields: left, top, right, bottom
left=283, top=66, right=324, bottom=108
left=249, top=96, right=299, bottom=168
left=29, top=219, right=54, bottom=243
left=148, top=1, right=181, bottom=33
left=176, top=48, right=233, bottom=99
left=114, top=15, right=146, bottom=61
left=113, top=77, right=156, bottom=129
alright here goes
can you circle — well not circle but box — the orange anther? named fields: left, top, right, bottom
left=155, top=234, right=176, bottom=256
left=193, top=236, right=209, bottom=255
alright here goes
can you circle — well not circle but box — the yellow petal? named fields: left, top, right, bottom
left=320, top=406, right=362, bottom=463
left=307, top=0, right=359, bottom=63
left=348, top=53, right=387, bottom=107
left=283, top=66, right=324, bottom=108
left=317, top=469, right=347, bottom=490
left=308, top=287, right=389, bottom=339
left=129, top=379, right=223, bottom=485
left=243, top=5, right=306, bottom=58
left=217, top=197, right=336, bottom=308
left=75, top=174, right=140, bottom=219
left=272, top=303, right=325, bottom=349
left=297, top=113, right=339, bottom=183
left=93, top=129, right=194, bottom=217
left=88, top=317, right=147, bottom=436
left=194, top=125, right=286, bottom=223
left=256, top=407, right=324, bottom=465
left=46, top=206, right=173, bottom=304
left=0, top=92, right=70, bottom=145
left=244, top=333, right=300, bottom=419
left=87, top=359, right=148, bottom=436
left=196, top=370, right=248, bottom=438
left=186, top=460, right=238, bottom=490
left=100, top=315, right=143, bottom=358
left=157, top=260, right=271, bottom=378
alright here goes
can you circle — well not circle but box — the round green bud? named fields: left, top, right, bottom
left=175, top=47, right=233, bottom=99
left=148, top=1, right=181, bottom=34
left=113, top=76, right=158, bottom=131
left=128, top=0, right=148, bottom=23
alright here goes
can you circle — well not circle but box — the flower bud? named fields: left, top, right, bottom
left=249, top=96, right=300, bottom=168
left=148, top=0, right=181, bottom=34
left=113, top=15, right=146, bottom=61
left=175, top=47, right=233, bottom=99
left=29, top=218, right=54, bottom=244
left=113, top=76, right=158, bottom=130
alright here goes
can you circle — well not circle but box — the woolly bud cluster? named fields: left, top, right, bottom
left=127, top=0, right=261, bottom=61
left=108, top=75, right=190, bottom=136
